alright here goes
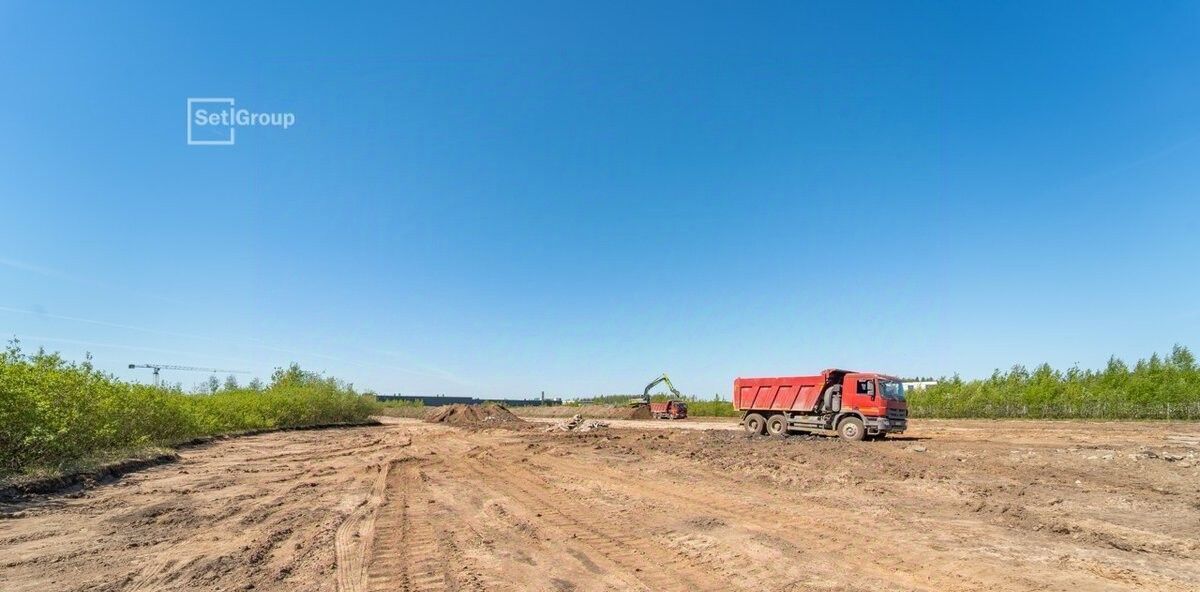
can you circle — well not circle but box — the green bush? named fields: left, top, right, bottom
left=907, top=345, right=1200, bottom=420
left=374, top=398, right=427, bottom=418
left=682, top=399, right=739, bottom=417
left=0, top=343, right=377, bottom=478
left=376, top=398, right=424, bottom=408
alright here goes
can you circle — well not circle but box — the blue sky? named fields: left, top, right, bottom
left=2, top=2, right=1198, bottom=397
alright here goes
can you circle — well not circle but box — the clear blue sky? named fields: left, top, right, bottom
left=2, top=2, right=1198, bottom=397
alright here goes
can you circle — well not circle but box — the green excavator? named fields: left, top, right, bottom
left=629, top=373, right=689, bottom=419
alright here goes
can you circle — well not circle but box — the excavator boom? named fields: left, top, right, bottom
left=641, top=373, right=681, bottom=401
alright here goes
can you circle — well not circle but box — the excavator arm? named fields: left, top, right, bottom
left=640, top=373, right=682, bottom=403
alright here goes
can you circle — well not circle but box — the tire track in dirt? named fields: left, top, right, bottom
left=255, top=437, right=396, bottom=464
left=463, top=456, right=730, bottom=592
left=119, top=486, right=308, bottom=591
left=415, top=464, right=517, bottom=592
left=505, top=467, right=771, bottom=586
left=543, top=455, right=984, bottom=591
left=510, top=442, right=979, bottom=591
left=335, top=460, right=396, bottom=592
left=477, top=446, right=881, bottom=589
left=366, top=462, right=459, bottom=592
left=525, top=445, right=1176, bottom=592
left=504, top=462, right=815, bottom=592
left=124, top=557, right=181, bottom=592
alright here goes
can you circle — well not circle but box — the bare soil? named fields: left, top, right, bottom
left=515, top=404, right=654, bottom=420
left=2, top=418, right=1198, bottom=591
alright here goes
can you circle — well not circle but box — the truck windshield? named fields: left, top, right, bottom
left=880, top=380, right=906, bottom=400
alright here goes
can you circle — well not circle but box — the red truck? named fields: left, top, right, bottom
left=734, top=369, right=907, bottom=441
left=649, top=400, right=688, bottom=419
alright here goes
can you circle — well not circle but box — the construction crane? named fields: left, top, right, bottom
left=128, top=363, right=249, bottom=387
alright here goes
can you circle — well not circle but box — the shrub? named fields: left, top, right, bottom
left=0, top=344, right=377, bottom=478
left=907, top=345, right=1200, bottom=420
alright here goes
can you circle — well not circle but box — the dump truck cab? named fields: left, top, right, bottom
left=733, top=369, right=908, bottom=441
left=828, top=370, right=908, bottom=439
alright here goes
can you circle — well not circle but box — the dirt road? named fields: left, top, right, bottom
left=3, top=418, right=1198, bottom=591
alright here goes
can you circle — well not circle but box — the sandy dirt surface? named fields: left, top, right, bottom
left=524, top=416, right=742, bottom=431
left=3, top=417, right=1199, bottom=591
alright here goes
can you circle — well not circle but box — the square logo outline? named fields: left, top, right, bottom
left=187, top=98, right=236, bottom=145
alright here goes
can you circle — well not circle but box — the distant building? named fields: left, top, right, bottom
left=902, top=381, right=938, bottom=392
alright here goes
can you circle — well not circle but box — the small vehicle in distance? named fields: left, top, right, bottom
left=630, top=373, right=689, bottom=419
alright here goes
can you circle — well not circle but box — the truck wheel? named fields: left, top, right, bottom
left=744, top=413, right=766, bottom=435
left=766, top=414, right=787, bottom=437
left=838, top=417, right=865, bottom=441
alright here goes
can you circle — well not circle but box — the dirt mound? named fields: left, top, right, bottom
left=628, top=404, right=653, bottom=420
left=424, top=404, right=526, bottom=426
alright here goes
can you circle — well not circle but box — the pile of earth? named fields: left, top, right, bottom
left=424, top=404, right=526, bottom=426
left=627, top=404, right=653, bottom=419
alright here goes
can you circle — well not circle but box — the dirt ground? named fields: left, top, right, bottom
left=509, top=405, right=655, bottom=419
left=2, top=418, right=1199, bottom=592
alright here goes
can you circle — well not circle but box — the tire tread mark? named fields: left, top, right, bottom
left=468, top=459, right=728, bottom=592
left=335, top=460, right=395, bottom=592
left=533, top=455, right=988, bottom=592
left=368, top=463, right=453, bottom=592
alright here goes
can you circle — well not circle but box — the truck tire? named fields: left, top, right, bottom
left=838, top=417, right=865, bottom=441
left=765, top=414, right=787, bottom=437
left=744, top=413, right=766, bottom=435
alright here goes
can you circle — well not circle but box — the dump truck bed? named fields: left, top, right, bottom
left=733, top=375, right=827, bottom=412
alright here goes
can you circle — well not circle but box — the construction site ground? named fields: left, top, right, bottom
left=2, top=417, right=1198, bottom=592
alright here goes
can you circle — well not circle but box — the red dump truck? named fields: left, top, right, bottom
left=734, top=369, right=907, bottom=441
left=649, top=400, right=688, bottom=419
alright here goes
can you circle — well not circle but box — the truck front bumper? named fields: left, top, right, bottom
left=866, top=417, right=906, bottom=434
